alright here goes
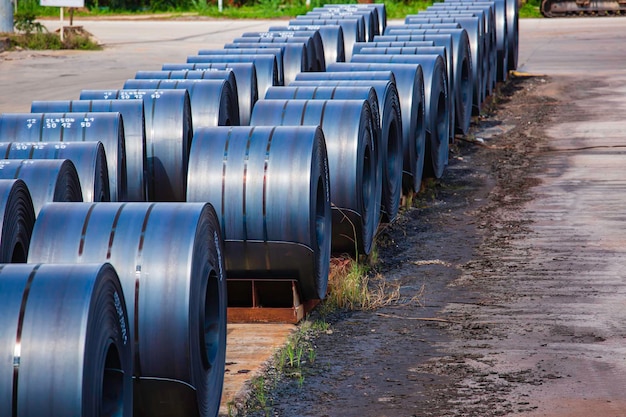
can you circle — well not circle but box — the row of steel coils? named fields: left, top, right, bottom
left=0, top=2, right=518, bottom=416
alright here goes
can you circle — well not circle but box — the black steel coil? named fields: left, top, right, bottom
left=79, top=89, right=192, bottom=202
left=0, top=262, right=132, bottom=417
left=323, top=62, right=426, bottom=192
left=443, top=0, right=509, bottom=81
left=250, top=99, right=378, bottom=256
left=259, top=30, right=326, bottom=71
left=123, top=79, right=239, bottom=128
left=376, top=29, right=473, bottom=136
left=351, top=54, right=449, bottom=179
left=353, top=40, right=435, bottom=55
left=303, top=11, right=371, bottom=42
left=0, top=141, right=110, bottom=203
left=28, top=202, right=227, bottom=417
left=0, top=159, right=82, bottom=215
left=229, top=38, right=313, bottom=77
left=220, top=44, right=301, bottom=85
left=236, top=32, right=324, bottom=73
left=186, top=54, right=279, bottom=99
left=30, top=99, right=146, bottom=202
left=0, top=112, right=127, bottom=202
left=313, top=6, right=378, bottom=40
left=354, top=44, right=455, bottom=144
left=275, top=24, right=345, bottom=64
left=0, top=179, right=34, bottom=262
left=161, top=63, right=258, bottom=126
left=272, top=83, right=401, bottom=222
left=387, top=22, right=484, bottom=115
left=187, top=125, right=332, bottom=300
left=289, top=18, right=364, bottom=61
left=505, top=0, right=518, bottom=71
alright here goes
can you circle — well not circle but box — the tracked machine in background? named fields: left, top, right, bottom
left=541, top=0, right=626, bottom=17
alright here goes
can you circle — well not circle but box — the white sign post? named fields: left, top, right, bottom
left=40, top=0, right=84, bottom=41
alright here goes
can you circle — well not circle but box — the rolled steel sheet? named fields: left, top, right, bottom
left=304, top=10, right=371, bottom=42
left=506, top=0, right=518, bottom=71
left=388, top=22, right=484, bottom=115
left=30, top=99, right=146, bottom=202
left=0, top=179, right=34, bottom=262
left=383, top=23, right=462, bottom=33
left=0, top=262, right=132, bottom=417
left=221, top=43, right=303, bottom=84
left=238, top=31, right=325, bottom=72
left=289, top=18, right=363, bottom=61
left=187, top=125, right=331, bottom=300
left=351, top=54, right=449, bottom=179
left=230, top=37, right=313, bottom=75
left=372, top=31, right=473, bottom=135
left=355, top=44, right=455, bottom=144
left=186, top=54, right=279, bottom=99
left=352, top=40, right=435, bottom=55
left=319, top=3, right=386, bottom=34
left=0, top=112, right=127, bottom=202
left=276, top=24, right=345, bottom=64
left=123, top=79, right=239, bottom=128
left=0, top=159, right=82, bottom=215
left=79, top=89, right=192, bottom=202
left=160, top=63, right=258, bottom=126
left=250, top=99, right=378, bottom=256
left=265, top=84, right=402, bottom=222
left=314, top=6, right=377, bottom=40
left=28, top=202, right=227, bottom=417
left=443, top=0, right=509, bottom=81
left=324, top=62, right=426, bottom=191
left=0, top=141, right=110, bottom=203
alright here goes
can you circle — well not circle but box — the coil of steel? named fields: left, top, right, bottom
left=302, top=11, right=370, bottom=42
left=388, top=22, right=484, bottom=115
left=186, top=54, right=279, bottom=99
left=187, top=125, right=331, bottom=300
left=28, top=202, right=227, bottom=417
left=353, top=40, right=435, bottom=55
left=351, top=54, right=449, bottom=179
left=0, top=112, right=127, bottom=202
left=324, top=62, right=426, bottom=191
left=0, top=159, right=82, bottom=215
left=272, top=82, right=401, bottom=222
left=419, top=9, right=496, bottom=93
left=79, top=89, right=192, bottom=202
left=312, top=7, right=377, bottom=41
left=0, top=262, right=132, bottom=417
left=227, top=38, right=312, bottom=78
left=0, top=141, right=110, bottom=203
left=274, top=24, right=345, bottom=64
left=250, top=99, right=378, bottom=256
left=443, top=0, right=508, bottom=81
left=219, top=43, right=300, bottom=85
left=355, top=44, right=455, bottom=144
left=505, top=0, right=518, bottom=71
left=375, top=28, right=473, bottom=136
left=383, top=22, right=462, bottom=31
left=268, top=25, right=338, bottom=67
left=160, top=63, right=258, bottom=126
left=30, top=99, right=146, bottom=202
left=260, top=29, right=327, bottom=70
left=236, top=32, right=324, bottom=73
left=0, top=179, right=34, bottom=263
left=318, top=5, right=381, bottom=36
left=289, top=18, right=364, bottom=61
left=123, top=79, right=239, bottom=128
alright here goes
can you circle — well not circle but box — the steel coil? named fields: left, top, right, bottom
left=354, top=44, right=455, bottom=144
left=260, top=30, right=326, bottom=71
left=387, top=22, right=484, bottom=115
left=0, top=141, right=109, bottom=203
left=250, top=99, right=378, bottom=256
left=324, top=62, right=426, bottom=191
left=506, top=0, right=518, bottom=71
left=275, top=24, right=345, bottom=64
left=160, top=63, right=258, bottom=126
left=383, top=23, right=462, bottom=32
left=289, top=18, right=363, bottom=61
left=28, top=202, right=227, bottom=417
left=265, top=84, right=402, bottom=222
left=229, top=38, right=313, bottom=76
left=0, top=179, right=34, bottom=263
left=313, top=7, right=377, bottom=40
left=353, top=40, right=435, bottom=55
left=0, top=262, right=132, bottom=417
left=0, top=159, right=82, bottom=215
left=0, top=112, right=127, bottom=202
left=187, top=54, right=279, bottom=98
left=319, top=5, right=381, bottom=36
left=351, top=54, right=449, bottom=179
left=303, top=11, right=370, bottom=42
left=443, top=0, right=509, bottom=81
left=220, top=43, right=302, bottom=85
left=236, top=32, right=324, bottom=73
left=187, top=125, right=331, bottom=300
left=79, top=89, right=192, bottom=202
left=123, top=79, right=239, bottom=128
left=30, top=99, right=146, bottom=202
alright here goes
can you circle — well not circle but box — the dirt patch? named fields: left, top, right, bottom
left=227, top=74, right=558, bottom=417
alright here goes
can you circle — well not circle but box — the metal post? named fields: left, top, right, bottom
left=59, top=6, right=63, bottom=41
left=0, top=0, right=14, bottom=33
